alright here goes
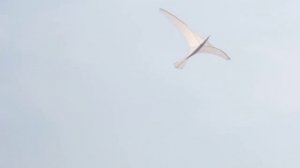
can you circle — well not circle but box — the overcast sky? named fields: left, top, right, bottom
left=1, top=0, right=300, bottom=168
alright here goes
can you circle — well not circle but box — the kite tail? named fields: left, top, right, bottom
left=174, top=59, right=187, bottom=69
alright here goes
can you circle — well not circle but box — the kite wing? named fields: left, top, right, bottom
left=160, top=8, right=202, bottom=48
left=201, top=46, right=231, bottom=60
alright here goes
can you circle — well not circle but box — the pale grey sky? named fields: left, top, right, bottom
left=1, top=0, right=300, bottom=168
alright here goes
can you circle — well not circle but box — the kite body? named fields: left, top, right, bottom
left=160, top=8, right=230, bottom=69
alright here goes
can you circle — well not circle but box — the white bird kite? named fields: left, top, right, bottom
left=160, top=8, right=230, bottom=69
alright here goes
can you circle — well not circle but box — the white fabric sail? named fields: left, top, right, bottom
left=159, top=8, right=230, bottom=69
